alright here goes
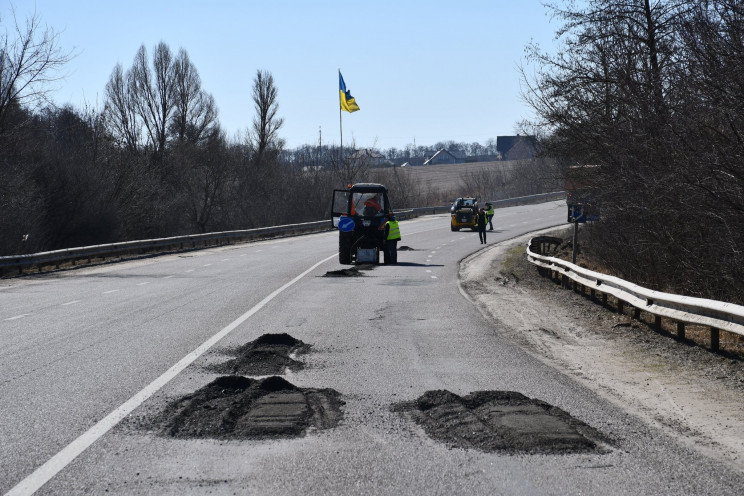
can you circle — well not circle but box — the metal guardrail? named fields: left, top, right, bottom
left=0, top=192, right=565, bottom=276
left=408, top=191, right=566, bottom=216
left=0, top=220, right=332, bottom=276
left=526, top=236, right=744, bottom=350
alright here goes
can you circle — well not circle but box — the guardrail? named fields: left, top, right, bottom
left=409, top=191, right=566, bottom=216
left=0, top=220, right=333, bottom=276
left=0, top=192, right=565, bottom=277
left=526, top=236, right=744, bottom=351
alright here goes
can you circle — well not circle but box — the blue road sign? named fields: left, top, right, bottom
left=338, top=217, right=355, bottom=232
left=569, top=205, right=586, bottom=223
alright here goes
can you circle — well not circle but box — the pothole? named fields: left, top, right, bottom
left=211, top=333, right=310, bottom=376
left=324, top=264, right=376, bottom=277
left=324, top=268, right=365, bottom=277
left=394, top=390, right=610, bottom=454
left=398, top=246, right=414, bottom=251
left=155, top=375, right=344, bottom=439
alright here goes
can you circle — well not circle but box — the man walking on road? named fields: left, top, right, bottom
left=476, top=207, right=488, bottom=244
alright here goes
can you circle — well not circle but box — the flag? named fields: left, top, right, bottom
left=339, top=71, right=360, bottom=113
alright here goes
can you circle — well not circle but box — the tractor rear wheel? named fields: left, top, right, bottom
left=339, top=233, right=352, bottom=264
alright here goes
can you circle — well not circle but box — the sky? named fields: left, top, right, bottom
left=2, top=0, right=559, bottom=151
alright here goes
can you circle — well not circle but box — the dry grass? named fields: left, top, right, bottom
left=565, top=279, right=744, bottom=359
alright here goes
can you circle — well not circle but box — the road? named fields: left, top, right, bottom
left=1, top=200, right=742, bottom=495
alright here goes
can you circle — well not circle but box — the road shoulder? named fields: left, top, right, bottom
left=459, top=230, right=744, bottom=472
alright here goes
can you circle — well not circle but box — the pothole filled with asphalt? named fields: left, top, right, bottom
left=324, top=268, right=365, bottom=277
left=324, top=264, right=376, bottom=277
left=211, top=333, right=310, bottom=376
left=155, top=375, right=344, bottom=439
left=394, top=390, right=610, bottom=454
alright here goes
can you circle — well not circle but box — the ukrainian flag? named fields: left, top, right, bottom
left=339, top=71, right=360, bottom=113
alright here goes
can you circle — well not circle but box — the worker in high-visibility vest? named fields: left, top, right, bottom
left=486, top=203, right=495, bottom=230
left=384, top=213, right=401, bottom=264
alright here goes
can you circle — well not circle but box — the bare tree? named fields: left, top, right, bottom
left=522, top=0, right=744, bottom=303
left=0, top=7, right=72, bottom=136
left=103, top=63, right=140, bottom=153
left=170, top=48, right=218, bottom=144
left=130, top=42, right=175, bottom=159
left=248, top=69, right=284, bottom=167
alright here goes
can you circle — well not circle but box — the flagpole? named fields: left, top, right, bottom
left=338, top=69, right=343, bottom=163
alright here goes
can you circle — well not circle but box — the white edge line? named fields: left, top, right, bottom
left=5, top=253, right=337, bottom=496
left=5, top=314, right=29, bottom=321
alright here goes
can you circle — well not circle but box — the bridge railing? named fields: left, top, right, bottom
left=526, top=236, right=744, bottom=351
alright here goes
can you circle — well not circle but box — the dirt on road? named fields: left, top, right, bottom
left=459, top=229, right=744, bottom=471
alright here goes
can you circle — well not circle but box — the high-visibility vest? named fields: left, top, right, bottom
left=486, top=205, right=495, bottom=216
left=386, top=220, right=401, bottom=241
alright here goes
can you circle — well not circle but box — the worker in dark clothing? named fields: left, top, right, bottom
left=363, top=194, right=382, bottom=216
left=476, top=207, right=488, bottom=244
left=384, top=213, right=401, bottom=264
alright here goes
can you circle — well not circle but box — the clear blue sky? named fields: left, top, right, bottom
left=3, top=0, right=558, bottom=150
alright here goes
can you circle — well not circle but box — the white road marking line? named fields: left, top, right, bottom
left=5, top=314, right=30, bottom=321
left=102, top=290, right=119, bottom=295
left=185, top=269, right=194, bottom=273
left=61, top=301, right=80, bottom=306
left=221, top=259, right=229, bottom=262
left=136, top=282, right=150, bottom=286
left=426, top=270, right=431, bottom=273
left=203, top=263, right=212, bottom=267
left=4, top=252, right=338, bottom=496
left=431, top=276, right=437, bottom=279
left=162, top=275, right=174, bottom=279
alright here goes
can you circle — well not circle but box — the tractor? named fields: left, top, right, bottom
left=331, top=183, right=392, bottom=264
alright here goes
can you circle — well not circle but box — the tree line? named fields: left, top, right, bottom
left=523, top=0, right=744, bottom=304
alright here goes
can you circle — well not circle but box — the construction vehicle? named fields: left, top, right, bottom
left=450, top=197, right=478, bottom=231
left=331, top=183, right=392, bottom=264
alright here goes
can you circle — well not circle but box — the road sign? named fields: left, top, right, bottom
left=568, top=205, right=586, bottom=223
left=568, top=204, right=600, bottom=223
left=338, top=217, right=355, bottom=232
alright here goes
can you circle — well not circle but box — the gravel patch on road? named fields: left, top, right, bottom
left=393, top=389, right=610, bottom=454
left=152, top=375, right=343, bottom=439
left=459, top=230, right=744, bottom=471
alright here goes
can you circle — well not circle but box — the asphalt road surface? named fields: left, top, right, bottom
left=2, top=201, right=742, bottom=495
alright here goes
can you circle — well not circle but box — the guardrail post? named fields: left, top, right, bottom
left=617, top=300, right=624, bottom=315
left=602, top=292, right=607, bottom=306
left=677, top=322, right=686, bottom=340
left=710, top=327, right=720, bottom=351
left=654, top=315, right=662, bottom=330
left=632, top=307, right=640, bottom=320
